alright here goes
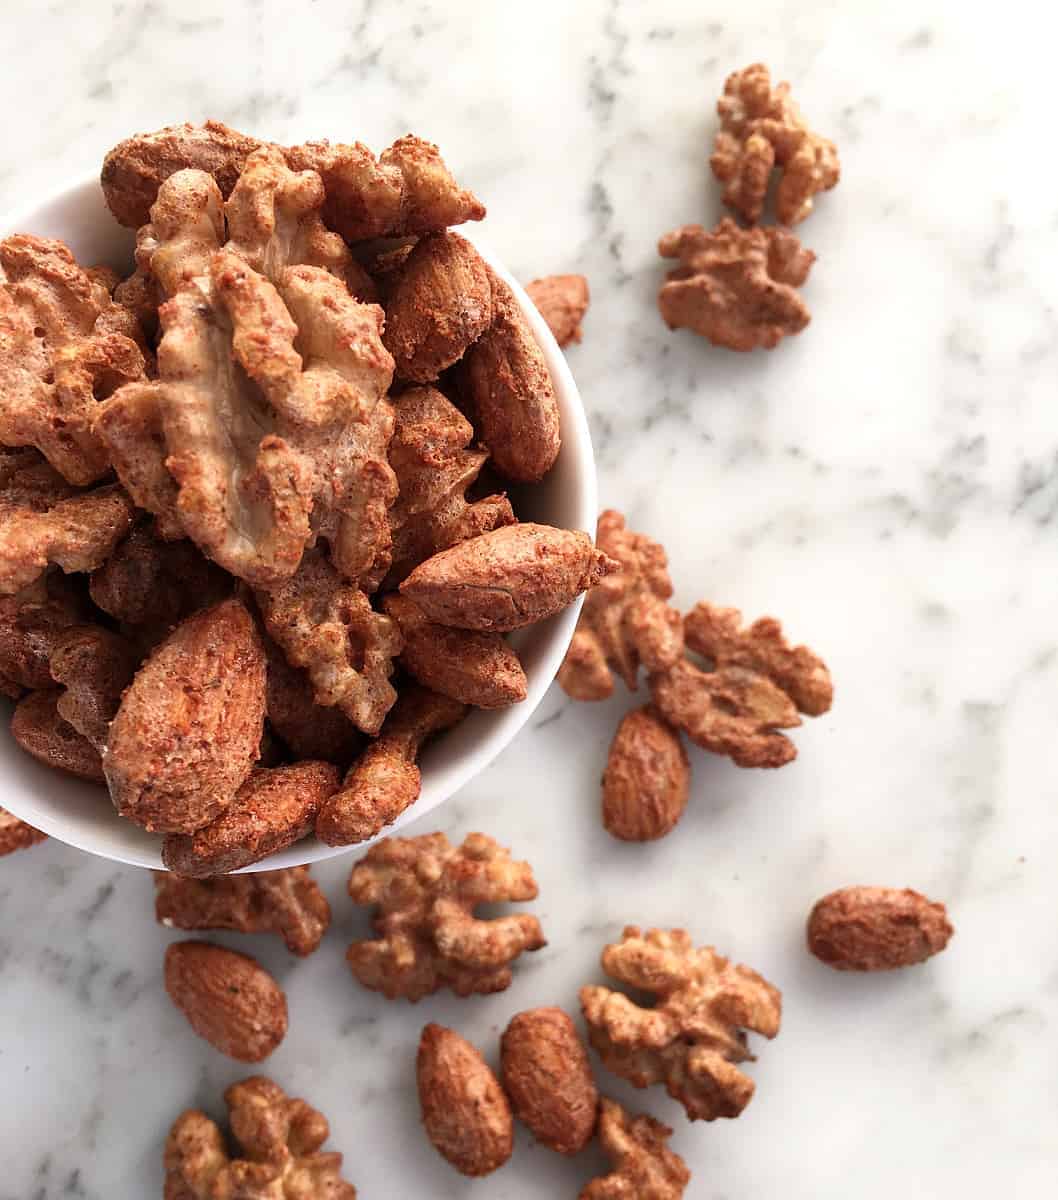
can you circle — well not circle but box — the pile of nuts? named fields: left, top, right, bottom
left=0, top=67, right=960, bottom=1200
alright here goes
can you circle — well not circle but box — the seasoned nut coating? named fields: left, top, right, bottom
left=0, top=573, right=87, bottom=692
left=401, top=523, right=616, bottom=633
left=580, top=1098, right=690, bottom=1199
left=263, top=637, right=364, bottom=765
left=807, top=886, right=954, bottom=971
left=602, top=707, right=689, bottom=842
left=500, top=1007, right=598, bottom=1154
left=525, top=274, right=590, bottom=348
left=104, top=599, right=266, bottom=833
left=11, top=689, right=104, bottom=782
left=417, top=1024, right=513, bottom=1177
left=49, top=626, right=138, bottom=751
left=0, top=807, right=47, bottom=856
left=162, top=761, right=340, bottom=876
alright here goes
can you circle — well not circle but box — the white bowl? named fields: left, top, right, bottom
left=0, top=175, right=597, bottom=871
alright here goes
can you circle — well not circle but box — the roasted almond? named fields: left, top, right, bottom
left=807, top=886, right=954, bottom=971
left=417, top=1023, right=513, bottom=1177
left=164, top=940, right=287, bottom=1061
left=500, top=1006, right=598, bottom=1154
left=11, top=689, right=104, bottom=782
left=602, top=706, right=690, bottom=842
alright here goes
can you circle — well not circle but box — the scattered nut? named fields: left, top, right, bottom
left=401, top=523, right=616, bottom=633
left=164, top=1074, right=357, bottom=1198
left=0, top=806, right=46, bottom=856
left=558, top=509, right=681, bottom=702
left=602, top=706, right=689, bottom=842
left=580, top=926, right=782, bottom=1121
left=161, top=761, right=340, bottom=876
left=346, top=831, right=545, bottom=1000
left=383, top=593, right=528, bottom=708
left=48, top=626, right=138, bottom=751
left=657, top=220, right=815, bottom=351
left=525, top=273, right=590, bottom=348
left=458, top=268, right=561, bottom=482
left=317, top=685, right=466, bottom=846
left=383, top=232, right=492, bottom=382
left=710, top=62, right=840, bottom=226
left=11, top=689, right=104, bottom=782
left=104, top=598, right=266, bottom=833
left=807, top=886, right=954, bottom=971
left=580, top=1097, right=690, bottom=1199
left=650, top=603, right=831, bottom=768
left=154, top=867, right=331, bottom=956
left=500, top=1006, right=598, bottom=1154
left=417, top=1023, right=513, bottom=1177
left=164, top=940, right=288, bottom=1062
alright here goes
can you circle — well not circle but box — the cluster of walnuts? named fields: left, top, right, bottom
left=658, top=62, right=841, bottom=351
left=0, top=120, right=611, bottom=867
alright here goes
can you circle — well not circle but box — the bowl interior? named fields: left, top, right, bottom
left=0, top=177, right=597, bottom=870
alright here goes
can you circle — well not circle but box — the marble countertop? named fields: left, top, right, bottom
left=1, top=1, right=1054, bottom=1196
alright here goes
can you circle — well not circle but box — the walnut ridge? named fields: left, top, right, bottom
left=525, top=273, right=590, bottom=348
left=580, top=1097, right=690, bottom=1199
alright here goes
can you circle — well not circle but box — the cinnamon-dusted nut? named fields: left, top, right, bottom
left=48, top=626, right=138, bottom=751
left=162, top=761, right=340, bottom=877
left=581, top=1097, right=690, bottom=1199
left=417, top=1023, right=513, bottom=1177
left=0, top=807, right=47, bottom=857
left=11, top=689, right=104, bottom=782
left=383, top=594, right=527, bottom=709
left=164, top=941, right=288, bottom=1062
left=500, top=1007, right=598, bottom=1155
left=710, top=62, right=840, bottom=226
left=104, top=599, right=266, bottom=834
left=807, top=886, right=954, bottom=971
left=401, top=523, right=617, bottom=633
left=263, top=637, right=364, bottom=765
left=0, top=573, right=87, bottom=692
left=458, top=268, right=561, bottom=482
left=525, top=274, right=590, bottom=348
left=316, top=686, right=466, bottom=846
left=155, top=867, right=331, bottom=957
left=383, top=232, right=492, bottom=382
left=580, top=926, right=782, bottom=1121
left=657, top=220, right=814, bottom=351
left=602, top=706, right=690, bottom=842
left=164, top=1075, right=358, bottom=1199
left=559, top=510, right=682, bottom=702
left=346, top=831, right=545, bottom=1000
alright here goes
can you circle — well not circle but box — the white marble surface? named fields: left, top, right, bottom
left=1, top=0, right=1055, bottom=1195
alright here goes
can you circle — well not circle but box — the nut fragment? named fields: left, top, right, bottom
left=383, top=593, right=527, bottom=709
left=162, top=761, right=340, bottom=876
left=383, top=232, right=492, bottom=381
left=525, top=274, right=590, bottom=348
left=104, top=599, right=266, bottom=833
left=11, top=689, right=104, bottom=782
left=0, top=448, right=134, bottom=595
left=500, top=1007, right=598, bottom=1155
left=807, top=886, right=954, bottom=971
left=255, top=550, right=401, bottom=736
left=385, top=385, right=514, bottom=585
left=580, top=1097, right=690, bottom=1200
left=0, top=807, right=47, bottom=856
left=602, top=706, right=689, bottom=842
left=164, top=940, right=288, bottom=1062
left=458, top=268, right=561, bottom=482
left=346, top=831, right=545, bottom=1000
left=558, top=510, right=681, bottom=702
left=48, top=625, right=138, bottom=750
left=264, top=637, right=364, bottom=765
left=650, top=603, right=831, bottom=768
left=658, top=220, right=815, bottom=351
left=155, top=867, right=331, bottom=956
left=417, top=1023, right=513, bottom=1177
left=164, top=1075, right=357, bottom=1199
left=0, top=572, right=87, bottom=692
left=287, top=134, right=486, bottom=242
left=0, top=234, right=147, bottom=483
left=316, top=686, right=466, bottom=846
left=401, top=523, right=616, bottom=633
left=710, top=62, right=840, bottom=226
left=580, top=926, right=782, bottom=1121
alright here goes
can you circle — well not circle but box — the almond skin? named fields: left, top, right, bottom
left=602, top=706, right=689, bottom=842
left=500, top=1006, right=598, bottom=1154
left=807, top=886, right=954, bottom=971
left=164, top=941, right=288, bottom=1061
left=104, top=599, right=266, bottom=833
left=417, top=1023, right=513, bottom=1177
